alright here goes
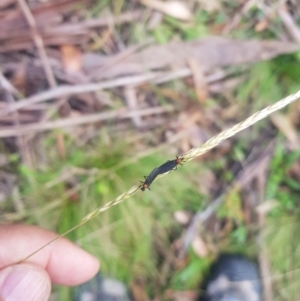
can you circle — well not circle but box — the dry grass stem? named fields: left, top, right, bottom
left=181, top=89, right=300, bottom=162
left=47, top=10, right=144, bottom=34
left=0, top=71, right=28, bottom=163
left=278, top=5, right=300, bottom=44
left=0, top=71, right=20, bottom=96
left=18, top=89, right=300, bottom=264
left=2, top=74, right=159, bottom=115
left=17, top=0, right=56, bottom=88
left=0, top=105, right=174, bottom=137
left=2, top=69, right=231, bottom=116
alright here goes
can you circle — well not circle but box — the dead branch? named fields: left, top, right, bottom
left=278, top=5, right=300, bottom=44
left=1, top=73, right=160, bottom=114
left=17, top=0, right=56, bottom=88
left=0, top=105, right=175, bottom=137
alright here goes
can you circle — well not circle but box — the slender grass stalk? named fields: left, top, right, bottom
left=19, top=89, right=300, bottom=263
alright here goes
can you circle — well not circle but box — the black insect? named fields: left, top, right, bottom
left=157, top=156, right=184, bottom=174
left=139, top=156, right=185, bottom=191
left=139, top=167, right=160, bottom=191
left=174, top=155, right=184, bottom=167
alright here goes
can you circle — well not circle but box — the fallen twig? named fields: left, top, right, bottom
left=0, top=71, right=29, bottom=164
left=0, top=71, right=20, bottom=96
left=44, top=10, right=144, bottom=35
left=2, top=68, right=234, bottom=116
left=1, top=73, right=160, bottom=115
left=278, top=5, right=300, bottom=44
left=17, top=0, right=56, bottom=88
left=0, top=105, right=175, bottom=137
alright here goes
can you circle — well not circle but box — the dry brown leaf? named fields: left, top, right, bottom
left=270, top=112, right=299, bottom=149
left=87, top=37, right=298, bottom=80
left=60, top=45, right=82, bottom=72
left=192, top=235, right=208, bottom=258
left=140, top=0, right=192, bottom=21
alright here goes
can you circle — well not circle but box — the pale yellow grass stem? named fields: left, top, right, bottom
left=19, top=89, right=300, bottom=263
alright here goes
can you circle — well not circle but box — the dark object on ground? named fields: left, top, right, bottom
left=199, top=254, right=262, bottom=301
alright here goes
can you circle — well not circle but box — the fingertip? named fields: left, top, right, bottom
left=0, top=225, right=100, bottom=286
left=45, top=237, right=100, bottom=285
left=0, top=263, right=51, bottom=301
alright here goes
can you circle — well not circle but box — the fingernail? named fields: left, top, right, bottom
left=1, top=268, right=49, bottom=301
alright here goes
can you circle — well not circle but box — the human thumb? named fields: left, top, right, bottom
left=0, top=263, right=51, bottom=301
